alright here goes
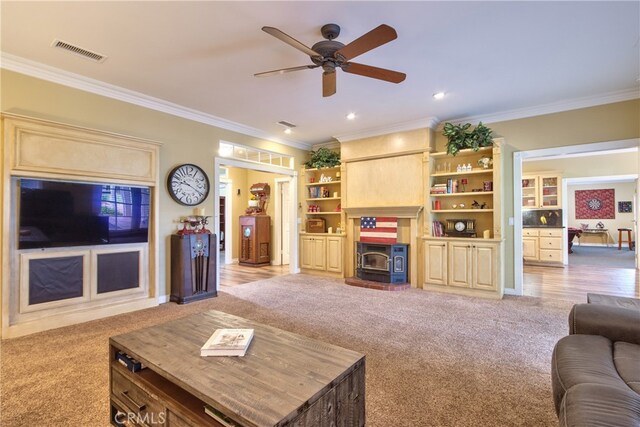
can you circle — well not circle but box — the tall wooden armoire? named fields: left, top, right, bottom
left=239, top=215, right=271, bottom=266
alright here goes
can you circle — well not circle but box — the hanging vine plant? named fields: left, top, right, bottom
left=304, top=147, right=341, bottom=169
left=443, top=122, right=494, bottom=156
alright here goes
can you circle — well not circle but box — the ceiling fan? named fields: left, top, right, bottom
left=255, top=23, right=406, bottom=97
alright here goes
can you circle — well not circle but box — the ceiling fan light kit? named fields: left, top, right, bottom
left=256, top=23, right=406, bottom=97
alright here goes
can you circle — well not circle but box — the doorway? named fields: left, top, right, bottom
left=513, top=138, right=640, bottom=302
left=274, top=178, right=291, bottom=266
left=213, top=156, right=298, bottom=292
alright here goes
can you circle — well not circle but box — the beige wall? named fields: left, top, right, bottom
left=567, top=182, right=636, bottom=245
left=1, top=70, right=308, bottom=298
left=523, top=151, right=638, bottom=177
left=436, top=99, right=640, bottom=290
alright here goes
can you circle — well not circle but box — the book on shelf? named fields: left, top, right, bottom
left=432, top=221, right=444, bottom=237
left=200, top=328, right=254, bottom=357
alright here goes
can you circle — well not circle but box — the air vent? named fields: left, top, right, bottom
left=277, top=120, right=297, bottom=128
left=51, top=39, right=107, bottom=63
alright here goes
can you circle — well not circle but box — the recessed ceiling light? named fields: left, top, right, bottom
left=433, top=92, right=446, bottom=100
left=346, top=112, right=356, bottom=120
left=284, top=128, right=292, bottom=134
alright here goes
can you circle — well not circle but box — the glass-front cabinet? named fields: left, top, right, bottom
left=522, top=174, right=561, bottom=209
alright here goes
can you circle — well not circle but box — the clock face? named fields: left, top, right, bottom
left=454, top=221, right=466, bottom=232
left=167, top=164, right=210, bottom=206
left=243, top=227, right=252, bottom=237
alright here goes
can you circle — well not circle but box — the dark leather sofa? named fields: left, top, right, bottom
left=551, top=302, right=640, bottom=426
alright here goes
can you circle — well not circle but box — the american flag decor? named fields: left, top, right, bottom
left=360, top=217, right=398, bottom=244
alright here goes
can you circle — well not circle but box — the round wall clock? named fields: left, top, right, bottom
left=167, top=163, right=210, bottom=206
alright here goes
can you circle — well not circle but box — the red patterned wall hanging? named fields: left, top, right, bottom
left=575, top=189, right=615, bottom=219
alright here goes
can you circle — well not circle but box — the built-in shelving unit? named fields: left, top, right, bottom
left=427, top=146, right=498, bottom=237
left=422, top=141, right=504, bottom=299
left=300, top=166, right=345, bottom=276
left=301, top=166, right=343, bottom=233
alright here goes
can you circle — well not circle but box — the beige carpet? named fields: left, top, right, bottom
left=0, top=274, right=572, bottom=426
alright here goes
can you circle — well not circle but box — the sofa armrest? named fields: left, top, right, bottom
left=569, top=303, right=640, bottom=345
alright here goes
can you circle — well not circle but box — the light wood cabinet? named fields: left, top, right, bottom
left=522, top=174, right=562, bottom=209
left=301, top=235, right=326, bottom=270
left=424, top=240, right=448, bottom=285
left=423, top=139, right=504, bottom=299
left=472, top=242, right=499, bottom=291
left=300, top=233, right=344, bottom=275
left=522, top=227, right=564, bottom=265
left=522, top=237, right=539, bottom=260
left=326, top=236, right=343, bottom=273
left=423, top=238, right=502, bottom=298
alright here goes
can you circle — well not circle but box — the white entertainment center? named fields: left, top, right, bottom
left=1, top=114, right=161, bottom=338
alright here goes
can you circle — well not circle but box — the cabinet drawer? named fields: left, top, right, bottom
left=112, top=368, right=166, bottom=426
left=523, top=229, right=539, bottom=237
left=539, top=237, right=562, bottom=250
left=539, top=228, right=562, bottom=237
left=539, top=249, right=562, bottom=262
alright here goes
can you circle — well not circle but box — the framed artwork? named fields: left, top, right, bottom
left=618, top=201, right=632, bottom=213
left=575, top=189, right=615, bottom=219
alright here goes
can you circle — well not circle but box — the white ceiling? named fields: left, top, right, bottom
left=1, top=1, right=639, bottom=148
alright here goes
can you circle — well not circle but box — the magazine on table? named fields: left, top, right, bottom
left=200, top=328, right=254, bottom=357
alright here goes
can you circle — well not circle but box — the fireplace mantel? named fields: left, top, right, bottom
left=342, top=206, right=424, bottom=219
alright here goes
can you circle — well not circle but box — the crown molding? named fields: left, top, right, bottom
left=311, top=140, right=341, bottom=151
left=0, top=53, right=313, bottom=150
left=334, top=116, right=439, bottom=143
left=438, top=89, right=640, bottom=128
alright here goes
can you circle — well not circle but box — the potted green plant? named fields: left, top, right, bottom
left=304, top=147, right=341, bottom=169
left=443, top=122, right=494, bottom=155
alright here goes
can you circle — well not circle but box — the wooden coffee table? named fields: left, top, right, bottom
left=109, top=310, right=365, bottom=426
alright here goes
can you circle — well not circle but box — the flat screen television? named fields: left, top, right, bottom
left=18, top=178, right=150, bottom=249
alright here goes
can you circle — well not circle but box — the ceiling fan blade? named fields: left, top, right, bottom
left=335, top=24, right=398, bottom=61
left=262, top=26, right=321, bottom=58
left=323, top=71, right=336, bottom=97
left=254, top=64, right=319, bottom=77
left=341, top=62, right=406, bottom=83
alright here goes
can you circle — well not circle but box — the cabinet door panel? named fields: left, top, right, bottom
left=448, top=243, right=471, bottom=288
left=424, top=241, right=448, bottom=285
left=312, top=238, right=326, bottom=270
left=522, top=237, right=539, bottom=260
left=326, top=237, right=343, bottom=273
left=300, top=237, right=314, bottom=270
left=472, top=243, right=497, bottom=291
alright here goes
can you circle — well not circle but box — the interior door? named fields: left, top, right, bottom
left=281, top=180, right=291, bottom=265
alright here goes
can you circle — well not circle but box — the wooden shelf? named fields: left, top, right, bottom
left=306, top=197, right=341, bottom=201
left=305, top=181, right=341, bottom=186
left=431, top=169, right=493, bottom=177
left=430, top=146, right=493, bottom=158
left=306, top=212, right=342, bottom=215
left=432, top=209, right=494, bottom=213
left=430, top=191, right=493, bottom=197
left=304, top=166, right=341, bottom=172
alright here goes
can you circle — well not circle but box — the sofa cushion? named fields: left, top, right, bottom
left=551, top=334, right=626, bottom=414
left=559, top=383, right=640, bottom=427
left=614, top=341, right=640, bottom=394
